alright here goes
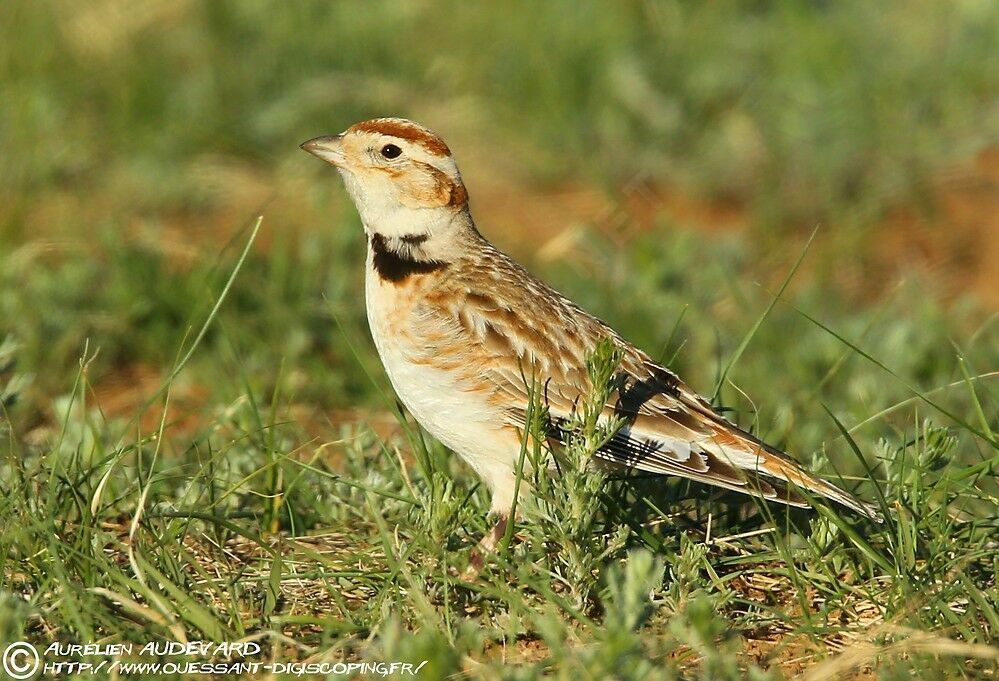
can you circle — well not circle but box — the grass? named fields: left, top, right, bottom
left=1, top=1, right=998, bottom=679
left=2, top=218, right=997, bottom=678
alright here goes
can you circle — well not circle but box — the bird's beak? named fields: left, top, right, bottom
left=300, top=134, right=345, bottom=166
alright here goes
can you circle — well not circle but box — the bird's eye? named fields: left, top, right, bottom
left=380, top=143, right=402, bottom=159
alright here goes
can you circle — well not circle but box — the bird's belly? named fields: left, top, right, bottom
left=364, top=271, right=519, bottom=491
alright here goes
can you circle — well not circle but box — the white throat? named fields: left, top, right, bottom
left=337, top=168, right=459, bottom=241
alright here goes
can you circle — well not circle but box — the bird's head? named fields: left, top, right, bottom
left=301, top=118, right=468, bottom=238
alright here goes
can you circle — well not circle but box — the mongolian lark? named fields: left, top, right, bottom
left=301, top=118, right=881, bottom=558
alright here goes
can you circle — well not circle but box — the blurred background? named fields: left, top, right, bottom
left=3, top=4, right=998, bottom=668
left=1, top=0, right=997, bottom=450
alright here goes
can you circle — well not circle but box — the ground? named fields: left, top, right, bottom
left=1, top=2, right=998, bottom=679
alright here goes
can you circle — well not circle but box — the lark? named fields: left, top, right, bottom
left=301, top=118, right=881, bottom=555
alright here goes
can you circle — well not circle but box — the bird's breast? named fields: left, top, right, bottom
left=364, top=256, right=514, bottom=468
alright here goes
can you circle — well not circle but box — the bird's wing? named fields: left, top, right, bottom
left=410, top=254, right=881, bottom=521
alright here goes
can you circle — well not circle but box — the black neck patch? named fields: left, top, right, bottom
left=370, top=233, right=447, bottom=283
left=398, top=233, right=430, bottom=246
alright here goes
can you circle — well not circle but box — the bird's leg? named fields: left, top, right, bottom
left=466, top=513, right=509, bottom=575
left=464, top=478, right=529, bottom=577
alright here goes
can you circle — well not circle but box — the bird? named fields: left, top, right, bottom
left=300, top=117, right=882, bottom=558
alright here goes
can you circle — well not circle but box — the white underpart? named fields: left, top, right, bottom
left=364, top=253, right=522, bottom=514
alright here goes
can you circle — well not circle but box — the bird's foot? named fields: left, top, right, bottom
left=462, top=515, right=509, bottom=579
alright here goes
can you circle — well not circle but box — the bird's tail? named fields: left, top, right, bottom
left=703, top=419, right=884, bottom=523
